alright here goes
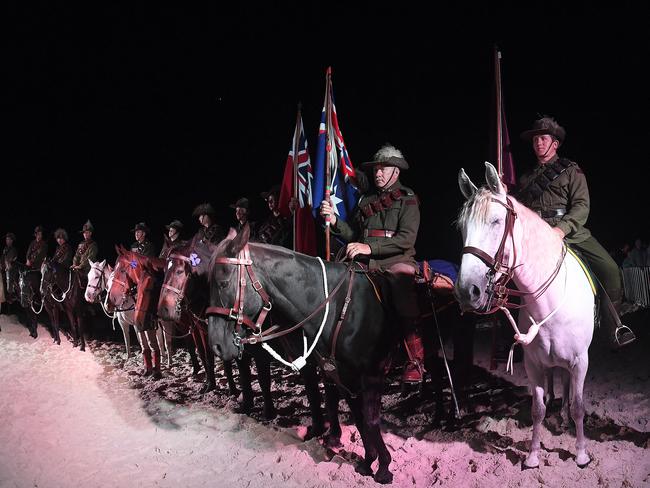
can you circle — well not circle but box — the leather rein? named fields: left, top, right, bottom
left=462, top=196, right=566, bottom=314
left=205, top=244, right=354, bottom=348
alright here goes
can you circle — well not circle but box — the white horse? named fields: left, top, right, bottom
left=85, top=259, right=173, bottom=366
left=455, top=162, right=594, bottom=469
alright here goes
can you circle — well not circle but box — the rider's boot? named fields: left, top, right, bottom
left=402, top=329, right=425, bottom=384
left=152, top=350, right=163, bottom=380
left=142, top=349, right=153, bottom=376
left=610, top=299, right=636, bottom=347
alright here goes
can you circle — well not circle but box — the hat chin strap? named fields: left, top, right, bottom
left=376, top=167, right=398, bottom=190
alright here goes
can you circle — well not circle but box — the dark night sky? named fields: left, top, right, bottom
left=3, top=3, right=649, bottom=264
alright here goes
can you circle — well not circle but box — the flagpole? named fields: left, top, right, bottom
left=495, top=45, right=503, bottom=179
left=323, top=67, right=334, bottom=261
left=292, top=102, right=302, bottom=252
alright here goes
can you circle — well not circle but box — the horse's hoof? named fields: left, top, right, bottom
left=152, top=371, right=163, bottom=380
left=355, top=462, right=373, bottom=477
left=80, top=346, right=85, bottom=352
left=263, top=406, right=277, bottom=421
left=304, top=424, right=326, bottom=441
left=142, top=370, right=153, bottom=377
left=522, top=457, right=539, bottom=470
left=373, top=470, right=393, bottom=484
left=322, top=434, right=343, bottom=448
left=234, top=401, right=254, bottom=415
left=228, top=386, right=240, bottom=398
left=576, top=453, right=591, bottom=468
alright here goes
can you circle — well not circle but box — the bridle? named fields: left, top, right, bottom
left=462, top=195, right=565, bottom=314
left=205, top=243, right=355, bottom=359
left=161, top=253, right=193, bottom=317
left=110, top=263, right=137, bottom=312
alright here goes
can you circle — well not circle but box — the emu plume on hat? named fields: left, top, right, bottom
left=80, top=220, right=94, bottom=233
left=361, top=144, right=409, bottom=170
left=54, top=228, right=69, bottom=241
left=520, top=116, right=566, bottom=145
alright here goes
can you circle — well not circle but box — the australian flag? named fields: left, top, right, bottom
left=311, top=70, right=359, bottom=223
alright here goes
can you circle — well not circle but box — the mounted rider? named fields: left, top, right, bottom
left=193, top=202, right=225, bottom=244
left=130, top=222, right=157, bottom=257
left=159, top=219, right=186, bottom=259
left=1, top=232, right=18, bottom=308
left=256, top=184, right=291, bottom=248
left=26, top=225, right=48, bottom=270
left=230, top=197, right=257, bottom=235
left=72, top=220, right=99, bottom=279
left=320, top=143, right=425, bottom=383
left=52, top=228, right=73, bottom=268
left=517, top=115, right=635, bottom=347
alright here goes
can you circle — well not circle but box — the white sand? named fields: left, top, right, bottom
left=1, top=313, right=649, bottom=487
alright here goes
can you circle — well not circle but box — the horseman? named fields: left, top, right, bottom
left=1, top=232, right=18, bottom=311
left=26, top=225, right=48, bottom=269
left=193, top=202, right=225, bottom=244
left=130, top=222, right=156, bottom=257
left=159, top=219, right=186, bottom=259
left=52, top=228, right=73, bottom=268
left=320, top=143, right=425, bottom=384
left=72, top=220, right=99, bottom=279
left=517, top=115, right=635, bottom=347
left=256, top=185, right=291, bottom=247
left=229, top=197, right=257, bottom=235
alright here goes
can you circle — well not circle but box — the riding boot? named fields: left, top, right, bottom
left=142, top=350, right=153, bottom=376
left=152, top=351, right=163, bottom=380
left=609, top=299, right=636, bottom=347
left=402, top=329, right=425, bottom=384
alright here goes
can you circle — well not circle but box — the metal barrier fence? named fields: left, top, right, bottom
left=622, top=266, right=650, bottom=307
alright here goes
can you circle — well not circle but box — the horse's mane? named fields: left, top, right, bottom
left=456, top=187, right=494, bottom=229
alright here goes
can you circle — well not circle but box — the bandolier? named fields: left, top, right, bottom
left=26, top=226, right=48, bottom=269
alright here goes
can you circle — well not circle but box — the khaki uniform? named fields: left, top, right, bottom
left=159, top=238, right=186, bottom=259
left=255, top=214, right=291, bottom=248
left=518, top=155, right=622, bottom=302
left=73, top=239, right=98, bottom=275
left=332, top=181, right=420, bottom=319
left=53, top=242, right=73, bottom=268
left=26, top=239, right=48, bottom=269
left=195, top=223, right=225, bottom=245
left=130, top=239, right=156, bottom=257
left=1, top=245, right=17, bottom=272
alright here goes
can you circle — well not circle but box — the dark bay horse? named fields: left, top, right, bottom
left=158, top=236, right=303, bottom=420
left=111, top=247, right=217, bottom=388
left=14, top=263, right=44, bottom=339
left=40, top=259, right=85, bottom=347
left=207, top=225, right=398, bottom=484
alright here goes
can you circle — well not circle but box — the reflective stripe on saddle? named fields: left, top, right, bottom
left=566, top=246, right=597, bottom=296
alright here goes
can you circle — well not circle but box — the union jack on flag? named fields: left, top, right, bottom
left=312, top=76, right=359, bottom=223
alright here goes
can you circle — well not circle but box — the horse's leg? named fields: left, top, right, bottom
left=76, top=309, right=86, bottom=352
left=253, top=347, right=276, bottom=420
left=545, top=367, right=556, bottom=409
left=65, top=306, right=78, bottom=347
left=50, top=304, right=61, bottom=345
left=524, top=363, right=546, bottom=469
left=346, top=391, right=378, bottom=480
left=194, top=328, right=216, bottom=393
left=559, top=368, right=571, bottom=428
left=234, top=353, right=254, bottom=414
left=570, top=356, right=590, bottom=467
left=300, top=363, right=326, bottom=440
left=146, top=328, right=162, bottom=379
left=139, top=331, right=153, bottom=376
left=118, top=314, right=132, bottom=358
left=364, top=374, right=392, bottom=484
left=160, top=321, right=174, bottom=367
left=183, top=335, right=201, bottom=375
left=222, top=359, right=238, bottom=397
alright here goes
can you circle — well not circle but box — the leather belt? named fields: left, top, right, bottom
left=364, top=229, right=395, bottom=238
left=538, top=208, right=566, bottom=218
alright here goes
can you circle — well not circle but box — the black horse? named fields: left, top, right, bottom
left=158, top=237, right=295, bottom=420
left=207, top=225, right=400, bottom=484
left=39, top=258, right=79, bottom=345
left=40, top=259, right=90, bottom=350
left=15, top=262, right=43, bottom=338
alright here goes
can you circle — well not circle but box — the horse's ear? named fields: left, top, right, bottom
left=458, top=168, right=478, bottom=200
left=225, top=227, right=237, bottom=241
left=226, top=224, right=250, bottom=256
left=99, top=259, right=106, bottom=267
left=484, top=161, right=505, bottom=195
left=88, top=258, right=95, bottom=267
left=115, top=244, right=123, bottom=256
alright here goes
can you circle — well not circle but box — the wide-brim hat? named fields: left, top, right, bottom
left=520, top=116, right=566, bottom=145
left=260, top=184, right=281, bottom=201
left=165, top=219, right=184, bottom=231
left=5, top=232, right=16, bottom=241
left=131, top=222, right=150, bottom=233
left=54, top=228, right=68, bottom=241
left=192, top=202, right=216, bottom=217
left=34, top=225, right=45, bottom=235
left=80, top=219, right=94, bottom=233
left=229, top=197, right=249, bottom=209
left=361, top=144, right=409, bottom=170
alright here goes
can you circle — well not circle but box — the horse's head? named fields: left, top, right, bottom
left=40, top=259, right=55, bottom=296
left=206, top=226, right=264, bottom=361
left=107, top=245, right=138, bottom=313
left=455, top=162, right=519, bottom=313
left=158, top=236, right=216, bottom=322
left=85, top=259, right=110, bottom=303
left=133, top=254, right=164, bottom=328
left=17, top=264, right=39, bottom=308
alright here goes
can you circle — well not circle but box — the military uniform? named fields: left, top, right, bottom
left=1, top=240, right=17, bottom=273
left=518, top=116, right=633, bottom=346
left=73, top=239, right=98, bottom=275
left=130, top=239, right=156, bottom=257
left=53, top=242, right=73, bottom=268
left=195, top=223, right=225, bottom=244
left=1, top=236, right=18, bottom=304
left=256, top=213, right=291, bottom=247
left=26, top=239, right=48, bottom=270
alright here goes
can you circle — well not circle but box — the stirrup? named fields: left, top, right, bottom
left=615, top=324, right=636, bottom=347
